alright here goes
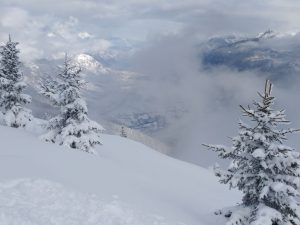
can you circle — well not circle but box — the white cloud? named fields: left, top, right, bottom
left=78, top=32, right=93, bottom=39
left=47, top=33, right=56, bottom=38
left=1, top=0, right=300, bottom=50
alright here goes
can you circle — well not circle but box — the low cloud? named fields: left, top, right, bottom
left=127, top=31, right=300, bottom=166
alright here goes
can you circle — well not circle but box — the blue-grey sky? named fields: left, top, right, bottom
left=1, top=0, right=300, bottom=61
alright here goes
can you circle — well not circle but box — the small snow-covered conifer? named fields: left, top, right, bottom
left=0, top=35, right=32, bottom=128
left=204, top=80, right=300, bottom=225
left=40, top=54, right=104, bottom=153
left=121, top=126, right=127, bottom=138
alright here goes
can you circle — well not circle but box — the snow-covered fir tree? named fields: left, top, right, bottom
left=40, top=54, right=104, bottom=153
left=121, top=126, right=127, bottom=138
left=0, top=35, right=32, bottom=128
left=204, top=80, right=300, bottom=225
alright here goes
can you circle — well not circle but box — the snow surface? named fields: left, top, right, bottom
left=0, top=125, right=240, bottom=225
left=75, top=54, right=109, bottom=74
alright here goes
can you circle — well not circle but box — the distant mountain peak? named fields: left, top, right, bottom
left=75, top=53, right=108, bottom=73
left=256, top=29, right=277, bottom=40
left=202, top=30, right=300, bottom=80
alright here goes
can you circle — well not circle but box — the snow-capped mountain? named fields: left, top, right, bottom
left=74, top=53, right=137, bottom=81
left=75, top=53, right=109, bottom=74
left=201, top=30, right=300, bottom=81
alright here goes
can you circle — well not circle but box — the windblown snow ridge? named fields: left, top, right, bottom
left=0, top=178, right=178, bottom=225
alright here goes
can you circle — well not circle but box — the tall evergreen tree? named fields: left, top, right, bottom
left=0, top=35, right=32, bottom=128
left=40, top=54, right=104, bottom=153
left=204, top=80, right=300, bottom=225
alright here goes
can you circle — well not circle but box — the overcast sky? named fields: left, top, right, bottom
left=1, top=0, right=300, bottom=61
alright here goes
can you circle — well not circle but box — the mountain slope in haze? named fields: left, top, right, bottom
left=18, top=30, right=300, bottom=168
left=0, top=125, right=240, bottom=225
left=202, top=30, right=300, bottom=81
left=24, top=31, right=300, bottom=139
left=23, top=53, right=170, bottom=142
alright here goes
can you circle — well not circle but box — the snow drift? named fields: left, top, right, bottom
left=0, top=125, right=240, bottom=225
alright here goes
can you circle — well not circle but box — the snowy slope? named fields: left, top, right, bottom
left=0, top=178, right=171, bottom=225
left=0, top=125, right=240, bottom=225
